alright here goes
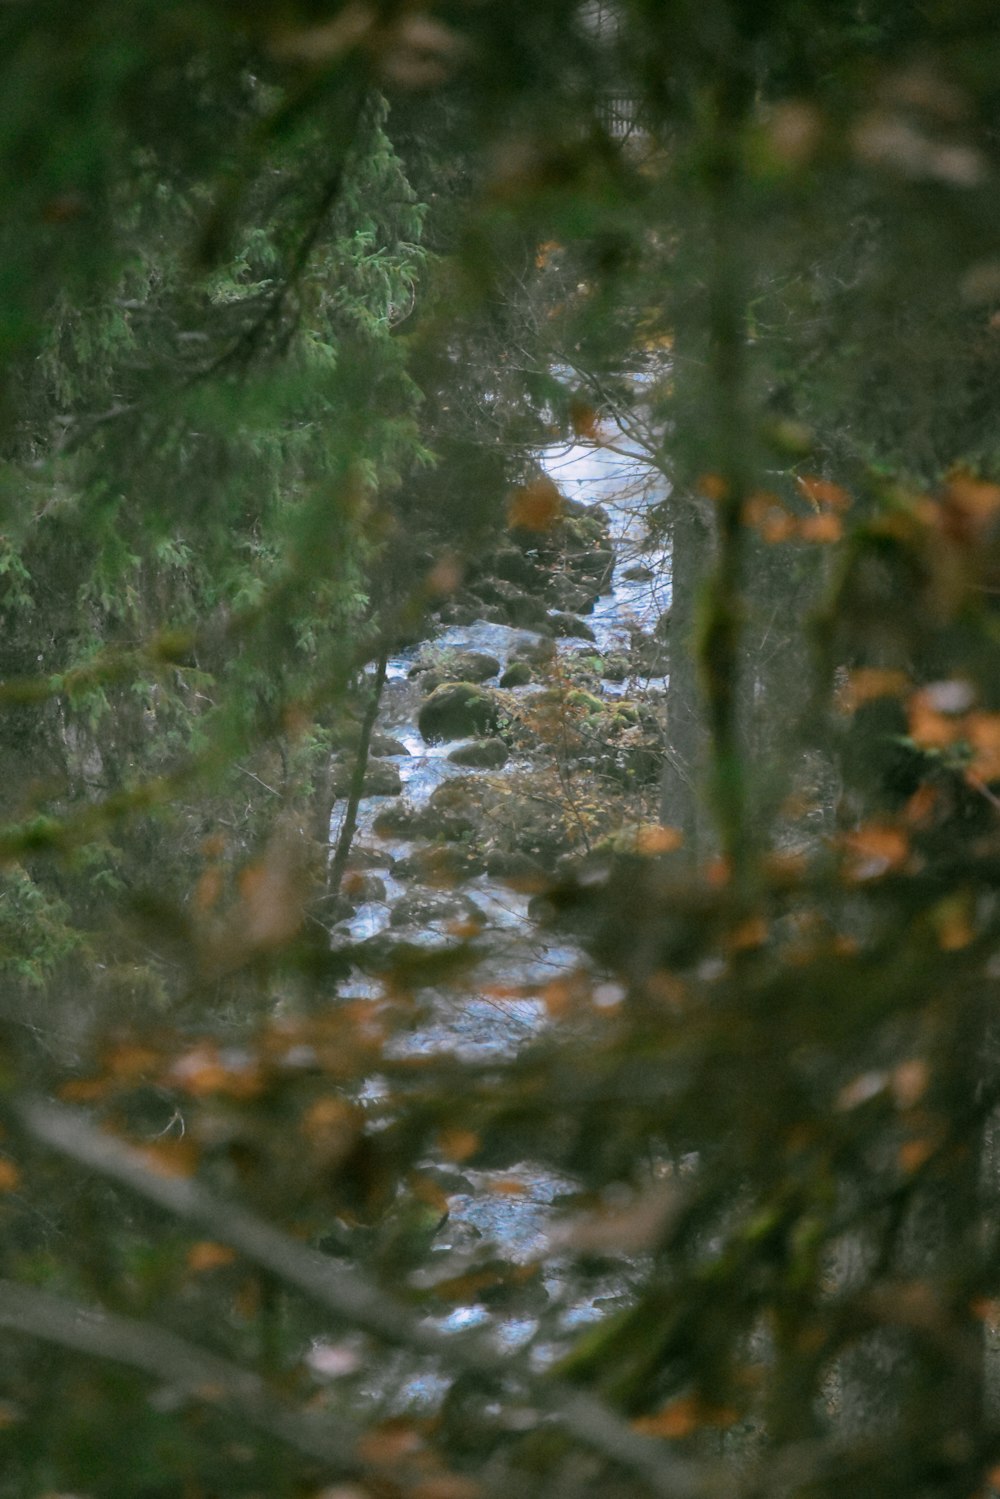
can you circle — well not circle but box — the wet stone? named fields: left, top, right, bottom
left=393, top=845, right=487, bottom=882
left=418, top=682, right=503, bottom=743
left=330, top=758, right=402, bottom=797
left=410, top=650, right=501, bottom=686
left=389, top=890, right=485, bottom=929
left=447, top=737, right=509, bottom=769
left=549, top=612, right=597, bottom=641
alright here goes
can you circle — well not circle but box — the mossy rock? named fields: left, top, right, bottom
left=418, top=682, right=503, bottom=743
left=448, top=737, right=510, bottom=769
left=499, top=660, right=533, bottom=688
left=531, top=686, right=605, bottom=715
left=549, top=611, right=597, bottom=641
left=601, top=651, right=630, bottom=683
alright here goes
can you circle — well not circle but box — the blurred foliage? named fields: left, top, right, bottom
left=2, top=4, right=1000, bottom=1499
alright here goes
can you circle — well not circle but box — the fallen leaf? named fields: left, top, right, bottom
left=506, top=475, right=563, bottom=532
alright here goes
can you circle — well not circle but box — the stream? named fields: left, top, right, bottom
left=323, top=425, right=670, bottom=1382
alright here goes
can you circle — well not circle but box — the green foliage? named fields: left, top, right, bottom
left=3, top=5, right=1000, bottom=1499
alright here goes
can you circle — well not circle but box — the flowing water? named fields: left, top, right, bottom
left=324, top=428, right=670, bottom=1371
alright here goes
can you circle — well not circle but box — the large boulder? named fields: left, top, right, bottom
left=418, top=682, right=503, bottom=743
left=410, top=650, right=501, bottom=689
left=389, top=890, right=485, bottom=929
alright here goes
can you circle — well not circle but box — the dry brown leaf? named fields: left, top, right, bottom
left=797, top=474, right=852, bottom=511
left=633, top=823, right=684, bottom=855
left=797, top=512, right=843, bottom=543
left=506, top=475, right=563, bottom=532
left=357, top=1422, right=424, bottom=1466
left=966, top=712, right=1000, bottom=783
left=633, top=1395, right=738, bottom=1439
left=0, top=1159, right=20, bottom=1192
left=187, top=1241, right=237, bottom=1273
left=438, top=1128, right=479, bottom=1163
left=139, top=1139, right=200, bottom=1179
left=898, top=1137, right=936, bottom=1173
left=840, top=823, right=909, bottom=879
left=568, top=399, right=599, bottom=440
left=697, top=472, right=729, bottom=501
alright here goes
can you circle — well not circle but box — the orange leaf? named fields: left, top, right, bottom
left=743, top=492, right=797, bottom=541
left=899, top=1138, right=935, bottom=1173
left=542, top=977, right=575, bottom=1017
left=907, top=693, right=963, bottom=750
left=797, top=512, right=842, bottom=543
left=357, top=1421, right=424, bottom=1467
left=437, top=1128, right=479, bottom=1163
left=487, top=1177, right=529, bottom=1196
left=840, top=823, right=909, bottom=879
left=507, top=475, right=563, bottom=532
left=0, top=1159, right=20, bottom=1192
left=944, top=469, right=1000, bottom=525
left=569, top=398, right=599, bottom=440
left=411, top=1480, right=481, bottom=1499
left=797, top=474, right=851, bottom=511
left=187, top=1241, right=237, bottom=1273
left=838, top=668, right=910, bottom=713
left=140, top=1139, right=200, bottom=1178
left=726, top=915, right=768, bottom=951
left=633, top=824, right=684, bottom=855
left=633, top=1395, right=737, bottom=1439
left=697, top=472, right=729, bottom=501
left=966, top=712, right=1000, bottom=783
left=891, top=1059, right=930, bottom=1109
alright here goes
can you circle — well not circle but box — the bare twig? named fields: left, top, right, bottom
left=0, top=1277, right=360, bottom=1469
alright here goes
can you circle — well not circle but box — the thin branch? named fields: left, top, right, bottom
left=12, top=1094, right=729, bottom=1499
left=0, top=1277, right=360, bottom=1469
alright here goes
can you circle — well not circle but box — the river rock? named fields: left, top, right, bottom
left=622, top=563, right=655, bottom=581
left=485, top=849, right=548, bottom=888
left=372, top=801, right=422, bottom=837
left=548, top=611, right=596, bottom=641
left=393, top=845, right=487, bottom=882
left=499, top=660, right=532, bottom=688
left=330, top=758, right=402, bottom=797
left=629, top=629, right=669, bottom=674
left=474, top=579, right=551, bottom=630
left=488, top=547, right=546, bottom=590
left=418, top=682, right=503, bottom=742
left=389, top=890, right=485, bottom=929
left=447, top=736, right=509, bottom=769
left=514, top=638, right=557, bottom=668
left=331, top=724, right=409, bottom=757
left=341, top=871, right=387, bottom=903
left=548, top=574, right=598, bottom=614
left=411, top=650, right=501, bottom=686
